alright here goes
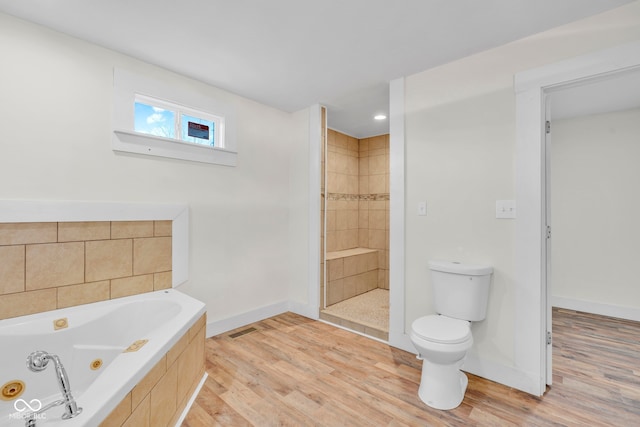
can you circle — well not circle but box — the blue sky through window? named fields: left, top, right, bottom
left=134, top=102, right=175, bottom=139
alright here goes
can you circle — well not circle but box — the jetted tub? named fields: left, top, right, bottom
left=0, top=289, right=206, bottom=426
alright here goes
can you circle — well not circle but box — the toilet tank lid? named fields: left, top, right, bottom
left=429, top=260, right=493, bottom=276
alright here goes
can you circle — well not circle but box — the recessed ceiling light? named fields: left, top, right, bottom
left=374, top=114, right=387, bottom=120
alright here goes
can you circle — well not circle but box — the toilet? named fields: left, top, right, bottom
left=410, top=260, right=492, bottom=410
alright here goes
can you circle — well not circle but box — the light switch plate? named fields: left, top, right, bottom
left=496, top=200, right=516, bottom=219
left=418, top=201, right=427, bottom=216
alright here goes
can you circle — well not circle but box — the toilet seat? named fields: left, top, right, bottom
left=412, top=315, right=471, bottom=344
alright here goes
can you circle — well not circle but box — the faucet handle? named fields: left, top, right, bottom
left=26, top=351, right=50, bottom=372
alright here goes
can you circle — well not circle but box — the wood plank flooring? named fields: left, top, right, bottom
left=182, top=309, right=640, bottom=426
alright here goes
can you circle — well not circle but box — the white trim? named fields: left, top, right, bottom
left=0, top=199, right=189, bottom=287
left=514, top=40, right=640, bottom=397
left=552, top=297, right=640, bottom=322
left=113, top=68, right=237, bottom=166
left=205, top=301, right=289, bottom=338
left=113, top=130, right=237, bottom=166
left=305, top=104, right=322, bottom=320
left=462, top=353, right=538, bottom=395
left=389, top=78, right=411, bottom=351
left=173, top=373, right=208, bottom=427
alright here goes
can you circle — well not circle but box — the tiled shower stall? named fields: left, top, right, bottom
left=319, top=111, right=390, bottom=339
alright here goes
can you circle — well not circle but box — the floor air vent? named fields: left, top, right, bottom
left=229, top=327, right=257, bottom=339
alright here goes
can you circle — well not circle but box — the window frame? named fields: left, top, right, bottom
left=134, top=94, right=224, bottom=149
left=113, top=68, right=237, bottom=166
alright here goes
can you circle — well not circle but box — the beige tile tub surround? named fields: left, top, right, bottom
left=0, top=220, right=173, bottom=320
left=99, top=313, right=206, bottom=427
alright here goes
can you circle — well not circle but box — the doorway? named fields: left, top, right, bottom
left=514, top=40, right=640, bottom=396
left=318, top=120, right=391, bottom=341
left=545, top=67, right=640, bottom=382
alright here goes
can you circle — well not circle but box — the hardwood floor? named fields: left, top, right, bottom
left=182, top=309, right=640, bottom=426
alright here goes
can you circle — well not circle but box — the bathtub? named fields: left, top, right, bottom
left=0, top=289, right=206, bottom=426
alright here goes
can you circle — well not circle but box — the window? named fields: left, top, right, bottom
left=113, top=68, right=237, bottom=166
left=133, top=95, right=224, bottom=148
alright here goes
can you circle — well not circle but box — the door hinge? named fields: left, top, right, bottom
left=547, top=331, right=552, bottom=345
left=546, top=121, right=551, bottom=134
left=546, top=225, right=551, bottom=239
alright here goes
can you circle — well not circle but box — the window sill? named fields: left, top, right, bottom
left=113, top=130, right=237, bottom=166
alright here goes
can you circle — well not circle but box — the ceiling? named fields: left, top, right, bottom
left=0, top=0, right=634, bottom=137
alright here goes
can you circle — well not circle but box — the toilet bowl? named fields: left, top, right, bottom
left=410, top=260, right=492, bottom=410
left=410, top=315, right=473, bottom=410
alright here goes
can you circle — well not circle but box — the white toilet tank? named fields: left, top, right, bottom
left=429, top=260, right=493, bottom=321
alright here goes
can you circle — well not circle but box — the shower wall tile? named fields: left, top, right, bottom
left=358, top=229, right=368, bottom=248
left=336, top=210, right=348, bottom=231
left=326, top=210, right=337, bottom=232
left=370, top=210, right=386, bottom=230
left=343, top=256, right=358, bottom=277
left=327, top=278, right=344, bottom=305
left=344, top=275, right=357, bottom=298
left=359, top=175, right=369, bottom=194
left=369, top=154, right=387, bottom=175
left=368, top=230, right=386, bottom=250
left=327, top=151, right=336, bottom=171
left=323, top=129, right=390, bottom=300
left=328, top=258, right=344, bottom=281
left=326, top=231, right=337, bottom=252
left=347, top=210, right=359, bottom=229
left=369, top=174, right=386, bottom=193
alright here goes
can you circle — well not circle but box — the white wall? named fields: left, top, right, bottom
left=403, top=1, right=640, bottom=389
left=551, top=108, right=640, bottom=317
left=0, top=13, right=310, bottom=329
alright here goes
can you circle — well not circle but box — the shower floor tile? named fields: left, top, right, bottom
left=320, top=289, right=389, bottom=340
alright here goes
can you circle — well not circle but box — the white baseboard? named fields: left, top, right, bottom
left=552, top=296, right=640, bottom=322
left=288, top=300, right=319, bottom=320
left=389, top=331, right=414, bottom=354
left=206, top=301, right=289, bottom=338
left=463, top=352, right=542, bottom=396
left=174, top=372, right=208, bottom=427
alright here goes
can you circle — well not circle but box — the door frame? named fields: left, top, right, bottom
left=514, top=40, right=640, bottom=396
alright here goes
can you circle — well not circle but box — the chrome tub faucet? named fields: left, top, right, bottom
left=25, top=351, right=82, bottom=424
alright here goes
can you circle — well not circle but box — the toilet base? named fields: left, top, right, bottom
left=417, top=359, right=468, bottom=410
